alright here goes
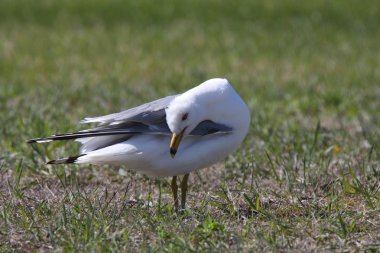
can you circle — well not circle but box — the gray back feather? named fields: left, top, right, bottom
left=81, top=95, right=177, bottom=125
left=74, top=94, right=231, bottom=153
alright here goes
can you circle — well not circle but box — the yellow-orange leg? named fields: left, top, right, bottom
left=180, top=173, right=190, bottom=210
left=171, top=176, right=179, bottom=211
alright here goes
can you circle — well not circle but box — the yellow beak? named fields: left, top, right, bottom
left=170, top=129, right=185, bottom=158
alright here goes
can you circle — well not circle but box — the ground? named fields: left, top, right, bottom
left=0, top=0, right=380, bottom=252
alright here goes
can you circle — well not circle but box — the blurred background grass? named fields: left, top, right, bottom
left=1, top=0, right=379, bottom=158
left=2, top=0, right=379, bottom=166
left=0, top=0, right=379, bottom=251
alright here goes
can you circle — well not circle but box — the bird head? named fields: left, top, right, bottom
left=165, top=78, right=233, bottom=158
left=165, top=95, right=200, bottom=158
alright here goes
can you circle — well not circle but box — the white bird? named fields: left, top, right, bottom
left=28, top=78, right=250, bottom=210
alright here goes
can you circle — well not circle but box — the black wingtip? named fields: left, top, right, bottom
left=47, top=154, right=85, bottom=165
left=26, top=138, right=53, bottom=144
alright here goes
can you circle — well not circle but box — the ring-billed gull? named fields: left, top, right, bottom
left=28, top=78, right=250, bottom=210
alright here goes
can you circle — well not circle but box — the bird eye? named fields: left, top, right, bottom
left=181, top=113, right=189, bottom=121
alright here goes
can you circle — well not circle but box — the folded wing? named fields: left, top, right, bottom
left=27, top=94, right=232, bottom=153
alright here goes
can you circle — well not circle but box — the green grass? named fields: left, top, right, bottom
left=1, top=0, right=380, bottom=251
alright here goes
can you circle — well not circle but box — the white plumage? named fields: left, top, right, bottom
left=28, top=78, right=250, bottom=210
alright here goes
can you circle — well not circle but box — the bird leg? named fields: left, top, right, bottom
left=171, top=176, right=179, bottom=211
left=180, top=173, right=190, bottom=210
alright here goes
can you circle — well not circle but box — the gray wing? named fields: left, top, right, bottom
left=79, top=94, right=232, bottom=136
left=81, top=95, right=178, bottom=125
left=190, top=120, right=232, bottom=136
left=27, top=95, right=177, bottom=147
left=27, top=94, right=232, bottom=153
left=77, top=120, right=231, bottom=153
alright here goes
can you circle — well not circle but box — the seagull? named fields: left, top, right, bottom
left=28, top=78, right=250, bottom=211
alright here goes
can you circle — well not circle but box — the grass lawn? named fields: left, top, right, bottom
left=1, top=0, right=380, bottom=251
